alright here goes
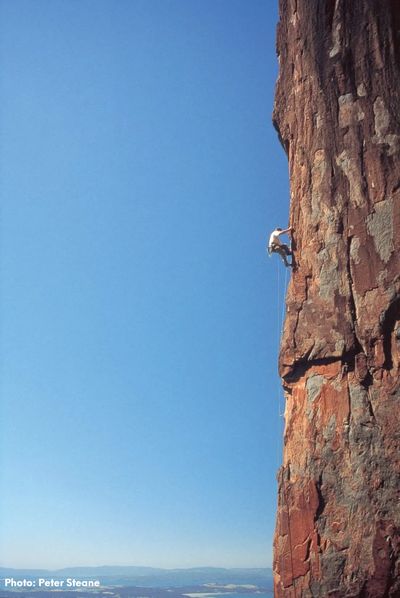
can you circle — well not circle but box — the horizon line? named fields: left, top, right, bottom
left=0, top=564, right=273, bottom=571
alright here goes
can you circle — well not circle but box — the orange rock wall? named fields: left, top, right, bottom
left=273, top=1, right=400, bottom=596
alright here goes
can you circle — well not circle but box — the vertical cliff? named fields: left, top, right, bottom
left=273, top=1, right=400, bottom=596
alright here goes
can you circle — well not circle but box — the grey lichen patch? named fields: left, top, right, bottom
left=373, top=97, right=390, bottom=138
left=289, top=10, right=299, bottom=26
left=377, top=269, right=388, bottom=286
left=323, top=414, right=337, bottom=443
left=319, top=252, right=340, bottom=298
left=372, top=97, right=400, bottom=155
left=326, top=209, right=340, bottom=234
left=335, top=339, right=346, bottom=354
left=336, top=150, right=364, bottom=206
left=317, top=210, right=346, bottom=301
left=349, top=384, right=372, bottom=426
left=384, top=134, right=400, bottom=156
left=332, top=372, right=344, bottom=392
left=339, top=93, right=353, bottom=105
left=335, top=192, right=345, bottom=212
left=349, top=383, right=367, bottom=407
left=357, top=83, right=367, bottom=97
left=329, top=22, right=342, bottom=58
left=313, top=112, right=324, bottom=130
left=338, top=94, right=364, bottom=127
left=318, top=235, right=347, bottom=300
left=350, top=237, right=361, bottom=264
left=338, top=93, right=353, bottom=128
left=309, top=339, right=329, bottom=360
left=306, top=374, right=325, bottom=420
left=311, top=149, right=327, bottom=225
left=366, top=198, right=394, bottom=263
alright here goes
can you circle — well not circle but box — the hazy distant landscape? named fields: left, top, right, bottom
left=0, top=567, right=273, bottom=596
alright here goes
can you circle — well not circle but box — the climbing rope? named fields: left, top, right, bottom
left=277, top=262, right=288, bottom=418
left=275, top=257, right=297, bottom=597
left=282, top=265, right=288, bottom=331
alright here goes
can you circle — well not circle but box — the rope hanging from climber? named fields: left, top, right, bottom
left=267, top=224, right=298, bottom=596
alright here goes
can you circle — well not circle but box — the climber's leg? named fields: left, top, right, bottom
left=274, top=246, right=292, bottom=267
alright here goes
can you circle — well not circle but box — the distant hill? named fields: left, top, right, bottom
left=0, top=566, right=273, bottom=588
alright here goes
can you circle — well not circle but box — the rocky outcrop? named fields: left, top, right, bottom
left=273, top=1, right=400, bottom=596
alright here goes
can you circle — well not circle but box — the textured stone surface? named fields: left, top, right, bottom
left=273, top=1, right=400, bottom=596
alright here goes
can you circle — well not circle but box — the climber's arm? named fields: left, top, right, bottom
left=278, top=226, right=293, bottom=236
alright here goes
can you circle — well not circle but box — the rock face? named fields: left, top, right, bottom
left=272, top=1, right=400, bottom=596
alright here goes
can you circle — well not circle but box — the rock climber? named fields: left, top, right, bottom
left=268, top=226, right=294, bottom=267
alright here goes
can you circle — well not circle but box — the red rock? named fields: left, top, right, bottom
left=272, top=1, right=400, bottom=596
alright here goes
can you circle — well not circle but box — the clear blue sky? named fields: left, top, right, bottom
left=0, top=0, right=289, bottom=569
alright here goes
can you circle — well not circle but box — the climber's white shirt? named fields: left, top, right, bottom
left=269, top=229, right=283, bottom=248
